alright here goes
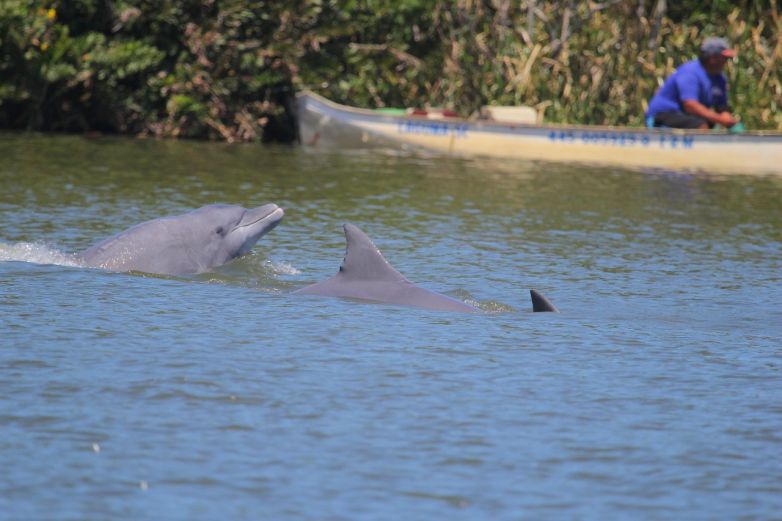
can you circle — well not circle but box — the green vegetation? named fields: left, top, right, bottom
left=1, top=1, right=780, bottom=141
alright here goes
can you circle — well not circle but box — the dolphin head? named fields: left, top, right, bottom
left=77, top=203, right=284, bottom=275
left=194, top=203, right=284, bottom=267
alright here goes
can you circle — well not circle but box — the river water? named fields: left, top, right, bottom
left=1, top=133, right=780, bottom=520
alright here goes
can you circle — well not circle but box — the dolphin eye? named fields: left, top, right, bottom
left=215, top=226, right=224, bottom=235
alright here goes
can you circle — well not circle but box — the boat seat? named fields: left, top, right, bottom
left=481, top=106, right=539, bottom=124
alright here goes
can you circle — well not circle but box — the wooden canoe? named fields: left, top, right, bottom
left=296, top=91, right=782, bottom=176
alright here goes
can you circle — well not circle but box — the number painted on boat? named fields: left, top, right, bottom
left=548, top=130, right=695, bottom=149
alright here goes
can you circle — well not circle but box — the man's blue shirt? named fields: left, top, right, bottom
left=646, top=59, right=728, bottom=117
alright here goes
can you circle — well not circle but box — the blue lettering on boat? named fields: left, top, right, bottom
left=398, top=121, right=468, bottom=137
left=552, top=130, right=695, bottom=149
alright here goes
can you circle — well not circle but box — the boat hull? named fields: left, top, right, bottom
left=297, top=91, right=782, bottom=176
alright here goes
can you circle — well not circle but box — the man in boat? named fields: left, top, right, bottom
left=645, top=37, right=738, bottom=130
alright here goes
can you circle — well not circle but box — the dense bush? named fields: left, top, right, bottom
left=0, top=1, right=300, bottom=141
left=1, top=0, right=780, bottom=141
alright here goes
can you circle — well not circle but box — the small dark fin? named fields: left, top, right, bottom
left=530, top=289, right=559, bottom=312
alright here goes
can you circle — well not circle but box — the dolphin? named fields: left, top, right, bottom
left=77, top=203, right=284, bottom=275
left=294, top=223, right=558, bottom=313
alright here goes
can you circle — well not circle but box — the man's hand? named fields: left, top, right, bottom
left=715, top=111, right=738, bottom=128
left=682, top=99, right=738, bottom=128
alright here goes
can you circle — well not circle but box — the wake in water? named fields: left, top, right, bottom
left=196, top=252, right=301, bottom=290
left=265, top=259, right=301, bottom=276
left=0, top=242, right=527, bottom=311
left=0, top=241, right=83, bottom=268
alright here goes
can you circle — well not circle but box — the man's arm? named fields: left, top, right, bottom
left=682, top=99, right=737, bottom=127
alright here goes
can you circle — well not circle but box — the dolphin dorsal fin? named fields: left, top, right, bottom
left=339, top=224, right=408, bottom=282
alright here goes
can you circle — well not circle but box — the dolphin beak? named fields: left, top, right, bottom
left=238, top=204, right=284, bottom=232
left=231, top=204, right=284, bottom=257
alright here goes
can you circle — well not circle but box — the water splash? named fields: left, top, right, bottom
left=267, top=260, right=300, bottom=276
left=0, top=241, right=82, bottom=268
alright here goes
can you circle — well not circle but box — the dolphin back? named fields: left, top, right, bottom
left=295, top=224, right=476, bottom=312
left=78, top=217, right=198, bottom=274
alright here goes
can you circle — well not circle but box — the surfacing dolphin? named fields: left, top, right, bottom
left=294, top=223, right=558, bottom=313
left=77, top=203, right=284, bottom=276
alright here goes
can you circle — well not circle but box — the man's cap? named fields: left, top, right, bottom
left=701, top=37, right=737, bottom=58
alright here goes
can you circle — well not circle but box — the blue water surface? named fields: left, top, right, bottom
left=1, top=134, right=781, bottom=520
